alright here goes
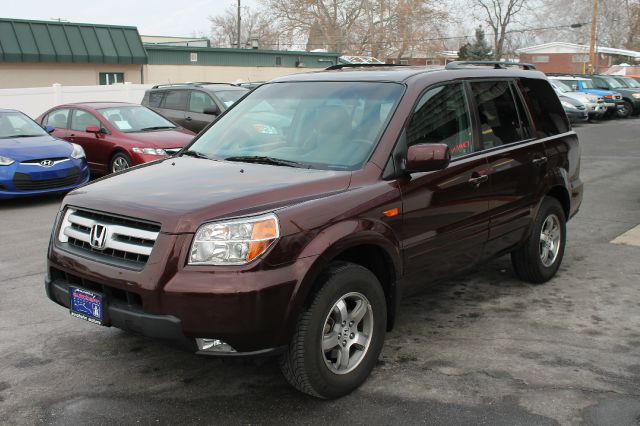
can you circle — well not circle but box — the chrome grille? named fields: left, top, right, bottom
left=57, top=208, right=160, bottom=269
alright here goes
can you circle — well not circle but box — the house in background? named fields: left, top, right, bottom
left=385, top=50, right=458, bottom=66
left=517, top=42, right=640, bottom=74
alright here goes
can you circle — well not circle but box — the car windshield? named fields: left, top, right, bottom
left=98, top=106, right=177, bottom=132
left=621, top=77, right=640, bottom=88
left=603, top=77, right=622, bottom=88
left=0, top=111, right=48, bottom=138
left=186, top=82, right=405, bottom=171
left=215, top=90, right=249, bottom=108
left=580, top=79, right=595, bottom=89
left=551, top=80, right=572, bottom=92
left=559, top=80, right=579, bottom=91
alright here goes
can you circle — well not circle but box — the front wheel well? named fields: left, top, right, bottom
left=307, top=244, right=398, bottom=331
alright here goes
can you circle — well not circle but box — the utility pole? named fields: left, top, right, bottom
left=237, top=0, right=241, bottom=49
left=588, top=0, right=599, bottom=74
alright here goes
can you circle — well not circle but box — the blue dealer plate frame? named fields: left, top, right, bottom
left=69, top=287, right=104, bottom=325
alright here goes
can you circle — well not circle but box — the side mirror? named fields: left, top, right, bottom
left=85, top=125, right=101, bottom=135
left=405, top=143, right=451, bottom=173
left=203, top=106, right=220, bottom=115
left=44, top=125, right=55, bottom=134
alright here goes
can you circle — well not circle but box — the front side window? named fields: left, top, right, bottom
left=0, top=111, right=48, bottom=138
left=162, top=90, right=189, bottom=110
left=189, top=91, right=216, bottom=113
left=70, top=109, right=101, bottom=132
left=98, top=106, right=176, bottom=133
left=44, top=108, right=71, bottom=129
left=186, top=81, right=405, bottom=171
left=406, top=83, right=473, bottom=158
left=470, top=81, right=525, bottom=149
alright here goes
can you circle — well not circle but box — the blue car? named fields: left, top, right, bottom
left=0, top=109, right=90, bottom=199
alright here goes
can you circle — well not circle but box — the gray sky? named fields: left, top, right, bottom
left=3, top=0, right=259, bottom=37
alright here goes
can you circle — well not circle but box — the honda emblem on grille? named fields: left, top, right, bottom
left=89, top=224, right=108, bottom=250
left=40, top=160, right=54, bottom=167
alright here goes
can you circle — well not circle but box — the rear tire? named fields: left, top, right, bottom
left=511, top=197, right=566, bottom=284
left=110, top=152, right=132, bottom=174
left=279, top=261, right=386, bottom=399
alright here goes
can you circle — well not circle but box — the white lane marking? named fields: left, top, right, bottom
left=611, top=224, right=640, bottom=247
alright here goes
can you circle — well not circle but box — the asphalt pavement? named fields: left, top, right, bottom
left=1, top=118, right=639, bottom=425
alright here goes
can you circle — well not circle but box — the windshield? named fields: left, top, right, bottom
left=98, top=106, right=176, bottom=132
left=215, top=90, right=249, bottom=108
left=550, top=79, right=572, bottom=92
left=602, top=77, right=622, bottom=88
left=580, top=79, right=595, bottom=89
left=620, top=77, right=640, bottom=88
left=0, top=111, right=48, bottom=139
left=186, top=81, right=405, bottom=171
left=559, top=80, right=579, bottom=91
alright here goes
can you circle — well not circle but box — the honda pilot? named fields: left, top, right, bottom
left=46, top=62, right=583, bottom=399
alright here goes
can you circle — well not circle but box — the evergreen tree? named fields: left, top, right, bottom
left=457, top=27, right=492, bottom=61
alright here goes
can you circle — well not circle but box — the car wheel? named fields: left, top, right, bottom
left=617, top=101, right=632, bottom=118
left=110, top=152, right=132, bottom=173
left=280, top=261, right=386, bottom=399
left=511, top=197, right=566, bottom=284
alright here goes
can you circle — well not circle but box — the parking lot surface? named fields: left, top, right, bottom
left=1, top=118, right=639, bottom=425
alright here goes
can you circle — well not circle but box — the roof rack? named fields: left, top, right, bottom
left=151, top=82, right=236, bottom=89
left=325, top=63, right=407, bottom=70
left=445, top=61, right=536, bottom=70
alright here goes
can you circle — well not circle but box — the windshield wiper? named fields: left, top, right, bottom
left=140, top=126, right=176, bottom=131
left=181, top=150, right=214, bottom=160
left=2, top=134, right=43, bottom=138
left=224, top=155, right=304, bottom=168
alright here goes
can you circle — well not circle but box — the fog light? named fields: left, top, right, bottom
left=196, top=338, right=236, bottom=353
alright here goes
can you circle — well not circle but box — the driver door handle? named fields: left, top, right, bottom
left=532, top=156, right=547, bottom=166
left=468, top=174, right=488, bottom=187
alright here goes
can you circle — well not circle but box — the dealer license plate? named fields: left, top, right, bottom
left=69, top=287, right=104, bottom=325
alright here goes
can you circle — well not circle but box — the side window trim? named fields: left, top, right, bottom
left=508, top=81, right=534, bottom=141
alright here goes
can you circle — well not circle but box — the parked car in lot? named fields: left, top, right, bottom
left=558, top=95, right=588, bottom=123
left=142, top=83, right=249, bottom=133
left=0, top=109, right=89, bottom=199
left=45, top=62, right=582, bottom=399
left=609, top=75, right=640, bottom=93
left=37, top=103, right=194, bottom=175
left=549, top=76, right=624, bottom=118
left=548, top=79, right=606, bottom=120
left=587, top=74, right=640, bottom=117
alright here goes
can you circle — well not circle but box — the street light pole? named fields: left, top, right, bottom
left=589, top=0, right=599, bottom=74
left=237, top=0, right=241, bottom=49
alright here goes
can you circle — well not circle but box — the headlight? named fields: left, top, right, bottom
left=0, top=155, right=15, bottom=166
left=70, top=143, right=85, bottom=159
left=561, top=101, right=575, bottom=109
left=189, top=213, right=280, bottom=265
left=632, top=93, right=640, bottom=99
left=586, top=95, right=598, bottom=102
left=132, top=147, right=167, bottom=156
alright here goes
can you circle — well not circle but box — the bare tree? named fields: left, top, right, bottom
left=209, top=6, right=289, bottom=49
left=471, top=0, right=527, bottom=60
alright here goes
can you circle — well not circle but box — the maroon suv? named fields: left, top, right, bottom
left=45, top=63, right=582, bottom=399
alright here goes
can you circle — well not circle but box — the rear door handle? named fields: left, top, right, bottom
left=468, top=174, right=488, bottom=187
left=532, top=156, right=547, bottom=166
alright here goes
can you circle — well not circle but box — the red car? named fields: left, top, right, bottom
left=37, top=103, right=195, bottom=175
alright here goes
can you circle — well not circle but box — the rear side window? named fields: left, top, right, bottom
left=470, top=81, right=526, bottom=149
left=70, top=110, right=101, bottom=132
left=406, top=83, right=473, bottom=158
left=162, top=90, right=188, bottom=110
left=518, top=79, right=570, bottom=138
left=44, top=109, right=70, bottom=129
left=148, top=91, right=165, bottom=108
left=189, top=91, right=216, bottom=113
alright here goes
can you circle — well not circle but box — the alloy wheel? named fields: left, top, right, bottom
left=539, top=214, right=561, bottom=267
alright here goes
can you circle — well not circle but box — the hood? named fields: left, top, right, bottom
left=563, top=92, right=598, bottom=103
left=0, top=135, right=73, bottom=162
left=120, top=129, right=194, bottom=149
left=583, top=88, right=617, bottom=97
left=63, top=156, right=352, bottom=233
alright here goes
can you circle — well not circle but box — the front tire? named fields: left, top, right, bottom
left=280, top=262, right=387, bottom=399
left=110, top=152, right=132, bottom=174
left=617, top=101, right=632, bottom=118
left=511, top=197, right=566, bottom=284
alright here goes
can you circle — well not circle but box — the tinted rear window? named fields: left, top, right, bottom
left=148, top=91, right=165, bottom=108
left=162, top=90, right=189, bottom=110
left=518, top=79, right=570, bottom=138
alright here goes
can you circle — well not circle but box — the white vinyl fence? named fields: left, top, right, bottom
left=0, top=82, right=154, bottom=119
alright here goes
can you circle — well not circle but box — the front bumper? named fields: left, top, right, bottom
left=46, top=232, right=317, bottom=354
left=565, top=109, right=589, bottom=123
left=0, top=159, right=89, bottom=199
